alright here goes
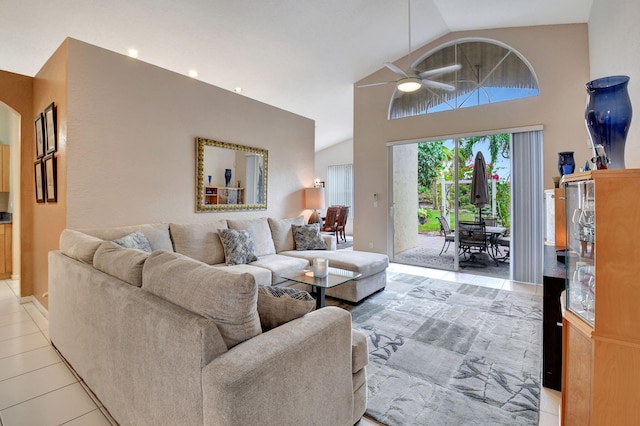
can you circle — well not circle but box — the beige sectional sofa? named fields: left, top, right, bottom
left=49, top=217, right=388, bottom=425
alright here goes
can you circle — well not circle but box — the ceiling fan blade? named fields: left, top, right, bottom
left=384, top=62, right=408, bottom=78
left=357, top=81, right=395, bottom=88
left=422, top=79, right=456, bottom=91
left=419, top=64, right=462, bottom=79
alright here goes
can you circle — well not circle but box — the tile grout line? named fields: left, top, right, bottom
left=0, top=382, right=87, bottom=415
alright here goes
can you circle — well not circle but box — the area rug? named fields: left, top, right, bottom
left=342, top=271, right=542, bottom=425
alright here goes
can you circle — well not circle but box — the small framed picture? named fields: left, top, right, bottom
left=44, top=154, right=57, bottom=203
left=44, top=102, right=57, bottom=154
left=34, top=160, right=45, bottom=203
left=34, top=113, right=45, bottom=159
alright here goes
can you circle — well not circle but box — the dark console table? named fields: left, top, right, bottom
left=542, top=244, right=565, bottom=391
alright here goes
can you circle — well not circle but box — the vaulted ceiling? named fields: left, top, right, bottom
left=1, top=0, right=593, bottom=150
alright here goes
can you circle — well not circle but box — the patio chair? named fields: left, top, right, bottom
left=437, top=216, right=455, bottom=255
left=458, top=221, right=498, bottom=266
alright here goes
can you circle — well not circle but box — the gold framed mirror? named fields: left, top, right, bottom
left=196, top=137, right=268, bottom=212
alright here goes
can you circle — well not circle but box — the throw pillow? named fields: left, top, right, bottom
left=227, top=217, right=276, bottom=257
left=292, top=223, right=327, bottom=250
left=93, top=241, right=149, bottom=287
left=257, top=286, right=315, bottom=331
left=219, top=228, right=259, bottom=265
left=112, top=231, right=153, bottom=253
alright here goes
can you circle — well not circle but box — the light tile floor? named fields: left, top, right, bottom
left=0, top=265, right=560, bottom=426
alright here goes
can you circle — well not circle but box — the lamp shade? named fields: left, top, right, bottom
left=304, top=187, right=325, bottom=210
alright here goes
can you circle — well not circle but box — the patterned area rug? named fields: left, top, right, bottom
left=341, top=272, right=542, bottom=425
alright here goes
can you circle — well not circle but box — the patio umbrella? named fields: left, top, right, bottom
left=471, top=151, right=489, bottom=222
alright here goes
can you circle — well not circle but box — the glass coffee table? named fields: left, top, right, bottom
left=280, top=267, right=361, bottom=309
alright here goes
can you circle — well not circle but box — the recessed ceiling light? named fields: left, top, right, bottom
left=234, top=87, right=243, bottom=93
left=188, top=70, right=198, bottom=78
left=127, top=49, right=139, bottom=58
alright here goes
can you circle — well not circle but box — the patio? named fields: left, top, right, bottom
left=392, top=233, right=510, bottom=279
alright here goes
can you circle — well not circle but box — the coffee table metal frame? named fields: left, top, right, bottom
left=280, top=267, right=361, bottom=309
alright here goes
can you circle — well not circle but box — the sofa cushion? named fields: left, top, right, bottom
left=281, top=250, right=389, bottom=279
left=212, top=263, right=273, bottom=287
left=292, top=223, right=327, bottom=250
left=170, top=221, right=228, bottom=265
left=142, top=250, right=261, bottom=348
left=227, top=217, right=276, bottom=257
left=59, top=229, right=104, bottom=264
left=112, top=231, right=152, bottom=253
left=219, top=229, right=259, bottom=266
left=256, top=286, right=315, bottom=331
left=249, top=254, right=310, bottom=284
left=268, top=216, right=304, bottom=253
left=93, top=241, right=149, bottom=287
left=79, top=223, right=174, bottom=252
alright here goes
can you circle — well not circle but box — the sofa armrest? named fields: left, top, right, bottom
left=202, top=306, right=353, bottom=426
left=323, top=234, right=337, bottom=250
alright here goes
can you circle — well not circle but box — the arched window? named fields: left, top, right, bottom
left=389, top=39, right=539, bottom=120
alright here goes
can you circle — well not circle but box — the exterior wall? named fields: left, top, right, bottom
left=0, top=70, right=33, bottom=298
left=588, top=0, right=640, bottom=168
left=65, top=39, right=314, bottom=228
left=353, top=24, right=590, bottom=253
left=392, top=144, right=418, bottom=252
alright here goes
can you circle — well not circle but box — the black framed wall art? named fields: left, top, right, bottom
left=44, top=154, right=57, bottom=203
left=34, top=113, right=45, bottom=159
left=34, top=160, right=45, bottom=203
left=44, top=102, right=57, bottom=154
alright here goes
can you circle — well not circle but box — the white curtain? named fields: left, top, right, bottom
left=511, top=130, right=544, bottom=284
left=327, top=164, right=354, bottom=217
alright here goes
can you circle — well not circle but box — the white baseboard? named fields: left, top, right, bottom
left=20, top=295, right=49, bottom=319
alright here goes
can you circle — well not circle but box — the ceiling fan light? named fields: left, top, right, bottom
left=397, top=77, right=421, bottom=92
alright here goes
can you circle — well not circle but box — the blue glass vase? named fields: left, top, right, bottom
left=585, top=75, right=632, bottom=169
left=558, top=152, right=575, bottom=176
left=224, top=169, right=232, bottom=187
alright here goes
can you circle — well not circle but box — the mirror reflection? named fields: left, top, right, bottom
left=196, top=137, right=268, bottom=212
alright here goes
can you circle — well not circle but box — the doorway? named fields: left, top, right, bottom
left=0, top=101, right=21, bottom=285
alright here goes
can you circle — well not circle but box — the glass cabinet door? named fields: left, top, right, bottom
left=565, top=179, right=596, bottom=326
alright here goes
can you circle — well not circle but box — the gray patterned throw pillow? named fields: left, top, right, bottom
left=219, top=228, right=259, bottom=265
left=257, top=286, right=315, bottom=330
left=291, top=223, right=327, bottom=250
left=112, top=231, right=153, bottom=253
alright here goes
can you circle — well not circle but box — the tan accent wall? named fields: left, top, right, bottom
left=353, top=24, right=590, bottom=253
left=0, top=70, right=33, bottom=298
left=32, top=41, right=69, bottom=308
left=65, top=39, right=314, bottom=228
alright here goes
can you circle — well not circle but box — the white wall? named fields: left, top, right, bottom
left=315, top=138, right=354, bottom=235
left=65, top=39, right=315, bottom=228
left=588, top=0, right=640, bottom=168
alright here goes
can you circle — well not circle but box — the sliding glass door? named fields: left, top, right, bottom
left=390, top=134, right=514, bottom=279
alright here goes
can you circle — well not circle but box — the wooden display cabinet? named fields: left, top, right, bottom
left=560, top=169, right=640, bottom=425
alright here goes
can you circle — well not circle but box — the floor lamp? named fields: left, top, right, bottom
left=304, top=187, right=325, bottom=225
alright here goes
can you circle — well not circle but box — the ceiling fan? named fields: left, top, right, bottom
left=359, top=0, right=461, bottom=93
